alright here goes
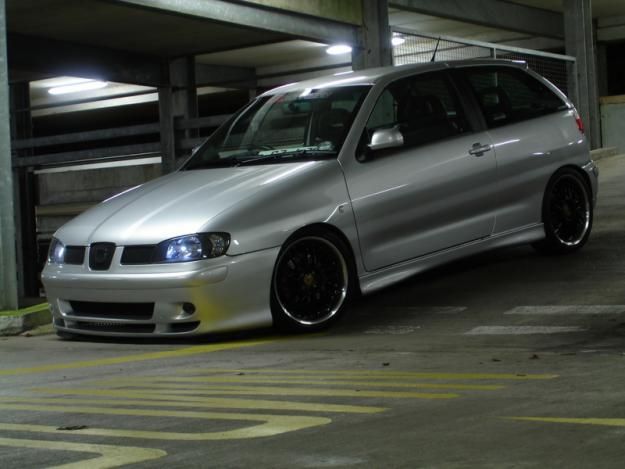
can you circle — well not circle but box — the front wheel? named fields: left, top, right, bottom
left=533, top=168, right=593, bottom=254
left=270, top=232, right=354, bottom=332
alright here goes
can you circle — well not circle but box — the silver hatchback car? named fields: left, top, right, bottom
left=42, top=59, right=598, bottom=338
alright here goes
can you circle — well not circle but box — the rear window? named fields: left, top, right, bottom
left=463, top=66, right=568, bottom=128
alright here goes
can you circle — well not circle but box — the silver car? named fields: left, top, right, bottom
left=42, top=59, right=598, bottom=338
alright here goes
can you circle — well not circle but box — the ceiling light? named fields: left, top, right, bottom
left=392, top=36, right=406, bottom=46
left=326, top=44, right=352, bottom=55
left=48, top=80, right=108, bottom=95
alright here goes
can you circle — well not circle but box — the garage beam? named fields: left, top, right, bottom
left=389, top=0, right=564, bottom=39
left=8, top=34, right=163, bottom=87
left=113, top=0, right=359, bottom=45
left=0, top=0, right=18, bottom=310
left=194, top=63, right=256, bottom=88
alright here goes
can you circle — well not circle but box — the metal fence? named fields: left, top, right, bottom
left=391, top=27, right=576, bottom=98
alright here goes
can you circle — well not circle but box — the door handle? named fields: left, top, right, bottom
left=468, top=143, right=492, bottom=157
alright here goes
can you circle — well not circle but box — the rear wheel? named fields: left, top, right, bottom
left=533, top=168, right=592, bottom=254
left=271, top=231, right=354, bottom=332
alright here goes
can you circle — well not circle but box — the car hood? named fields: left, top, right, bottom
left=56, top=162, right=328, bottom=245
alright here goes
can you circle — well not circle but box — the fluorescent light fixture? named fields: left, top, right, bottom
left=48, top=80, right=108, bottom=95
left=391, top=36, right=406, bottom=46
left=326, top=44, right=352, bottom=55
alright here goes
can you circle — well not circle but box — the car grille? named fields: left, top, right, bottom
left=64, top=246, right=86, bottom=265
left=73, top=321, right=156, bottom=334
left=169, top=322, right=200, bottom=333
left=89, top=242, right=116, bottom=270
left=68, top=301, right=154, bottom=320
left=121, top=245, right=156, bottom=264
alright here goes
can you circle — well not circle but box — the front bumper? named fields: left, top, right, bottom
left=42, top=246, right=280, bottom=337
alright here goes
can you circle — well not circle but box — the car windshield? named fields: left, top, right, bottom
left=183, top=85, right=371, bottom=169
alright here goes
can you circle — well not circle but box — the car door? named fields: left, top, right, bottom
left=343, top=70, right=499, bottom=272
left=458, top=64, right=579, bottom=234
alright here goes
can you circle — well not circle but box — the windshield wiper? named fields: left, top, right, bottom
left=236, top=149, right=336, bottom=166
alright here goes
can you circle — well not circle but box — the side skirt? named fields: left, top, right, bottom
left=358, top=224, right=545, bottom=295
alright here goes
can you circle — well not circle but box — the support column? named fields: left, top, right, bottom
left=10, top=82, right=38, bottom=298
left=353, top=0, right=392, bottom=70
left=158, top=56, right=198, bottom=174
left=0, top=0, right=18, bottom=310
left=564, top=0, right=600, bottom=149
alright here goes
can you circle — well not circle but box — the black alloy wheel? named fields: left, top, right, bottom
left=533, top=168, right=592, bottom=254
left=271, top=232, right=352, bottom=331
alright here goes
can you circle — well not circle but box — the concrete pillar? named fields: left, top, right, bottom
left=564, top=0, right=601, bottom=149
left=10, top=82, right=38, bottom=298
left=158, top=56, right=198, bottom=174
left=352, top=0, right=392, bottom=70
left=0, top=0, right=19, bottom=310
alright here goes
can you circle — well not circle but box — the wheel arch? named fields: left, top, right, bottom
left=279, top=222, right=362, bottom=295
left=547, top=164, right=593, bottom=195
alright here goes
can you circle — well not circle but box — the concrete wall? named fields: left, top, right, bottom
left=600, top=95, right=625, bottom=154
left=37, top=163, right=161, bottom=239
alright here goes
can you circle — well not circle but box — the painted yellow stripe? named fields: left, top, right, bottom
left=79, top=382, right=458, bottom=399
left=0, top=303, right=48, bottom=316
left=177, top=368, right=558, bottom=380
left=506, top=417, right=625, bottom=427
left=0, top=436, right=165, bottom=469
left=0, top=406, right=330, bottom=440
left=91, top=375, right=503, bottom=390
left=0, top=339, right=274, bottom=376
left=10, top=393, right=386, bottom=414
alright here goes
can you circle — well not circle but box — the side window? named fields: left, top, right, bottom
left=464, top=66, right=567, bottom=128
left=366, top=72, right=470, bottom=148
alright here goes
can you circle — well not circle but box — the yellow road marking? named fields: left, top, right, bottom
left=506, top=417, right=625, bottom=427
left=0, top=339, right=273, bottom=376
left=80, top=382, right=458, bottom=399
left=0, top=302, right=48, bottom=316
left=177, top=368, right=558, bottom=380
left=5, top=393, right=386, bottom=414
left=0, top=405, right=330, bottom=440
left=92, top=375, right=503, bottom=390
left=0, top=436, right=165, bottom=469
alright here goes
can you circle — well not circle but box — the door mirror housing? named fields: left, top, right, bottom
left=368, top=126, right=404, bottom=152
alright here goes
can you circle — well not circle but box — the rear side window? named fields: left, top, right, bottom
left=463, top=66, right=567, bottom=128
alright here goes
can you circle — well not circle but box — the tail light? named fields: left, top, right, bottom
left=574, top=109, right=584, bottom=134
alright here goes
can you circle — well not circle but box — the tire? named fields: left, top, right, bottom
left=270, top=230, right=355, bottom=332
left=533, top=168, right=593, bottom=254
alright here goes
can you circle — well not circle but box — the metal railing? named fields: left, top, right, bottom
left=391, top=27, right=576, bottom=97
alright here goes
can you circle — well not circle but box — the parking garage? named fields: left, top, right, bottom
left=2, top=0, right=625, bottom=467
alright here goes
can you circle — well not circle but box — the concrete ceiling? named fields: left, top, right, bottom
left=20, top=0, right=625, bottom=114
left=7, top=0, right=291, bottom=57
left=512, top=0, right=625, bottom=18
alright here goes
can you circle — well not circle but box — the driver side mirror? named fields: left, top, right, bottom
left=368, top=126, right=404, bottom=152
left=358, top=126, right=404, bottom=162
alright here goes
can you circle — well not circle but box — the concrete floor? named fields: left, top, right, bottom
left=1, top=155, right=625, bottom=468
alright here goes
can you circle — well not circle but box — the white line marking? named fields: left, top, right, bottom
left=464, top=326, right=587, bottom=336
left=504, top=305, right=625, bottom=315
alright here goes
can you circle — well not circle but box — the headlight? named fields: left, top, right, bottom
left=155, top=233, right=230, bottom=263
left=48, top=237, right=66, bottom=264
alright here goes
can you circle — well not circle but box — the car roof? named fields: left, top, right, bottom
left=260, top=59, right=529, bottom=96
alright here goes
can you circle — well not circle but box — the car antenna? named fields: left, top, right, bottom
left=430, top=37, right=441, bottom=62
